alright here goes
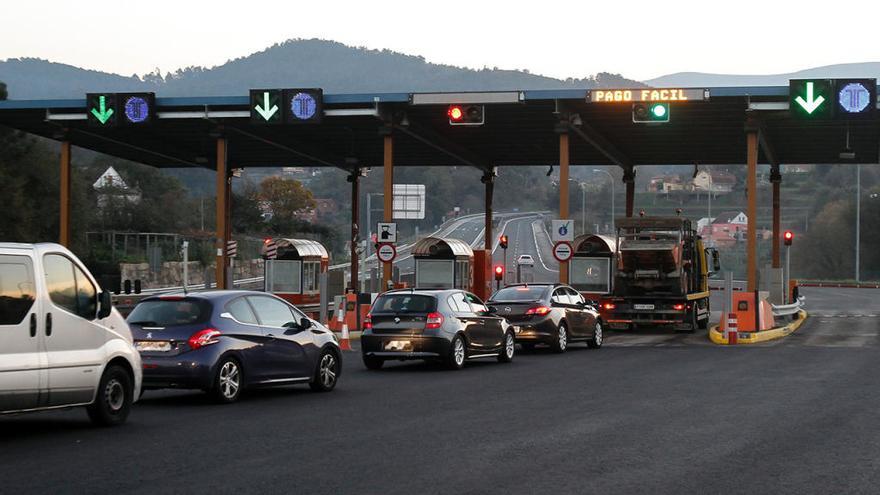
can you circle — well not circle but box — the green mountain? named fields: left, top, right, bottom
left=0, top=38, right=641, bottom=99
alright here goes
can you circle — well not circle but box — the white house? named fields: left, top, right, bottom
left=93, top=166, right=141, bottom=207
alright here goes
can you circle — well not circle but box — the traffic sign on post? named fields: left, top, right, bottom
left=250, top=89, right=283, bottom=124
left=553, top=242, right=573, bottom=263
left=789, top=79, right=833, bottom=119
left=87, top=93, right=118, bottom=127
left=377, top=222, right=397, bottom=243
left=376, top=243, right=396, bottom=263
left=551, top=220, right=574, bottom=243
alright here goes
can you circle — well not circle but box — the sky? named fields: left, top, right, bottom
left=2, top=0, right=879, bottom=82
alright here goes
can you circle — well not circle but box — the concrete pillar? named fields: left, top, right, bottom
left=215, top=137, right=229, bottom=290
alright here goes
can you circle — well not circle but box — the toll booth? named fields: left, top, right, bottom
left=411, top=237, right=473, bottom=291
left=265, top=238, right=329, bottom=306
left=569, top=234, right=616, bottom=301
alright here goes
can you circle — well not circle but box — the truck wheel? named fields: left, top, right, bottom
left=697, top=314, right=708, bottom=330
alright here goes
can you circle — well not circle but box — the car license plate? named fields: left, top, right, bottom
left=384, top=340, right=412, bottom=351
left=634, top=304, right=655, bottom=310
left=136, top=341, right=172, bottom=352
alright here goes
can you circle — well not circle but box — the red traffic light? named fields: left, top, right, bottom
left=263, top=237, right=273, bottom=245
left=448, top=105, right=463, bottom=121
left=494, top=265, right=504, bottom=281
left=499, top=234, right=508, bottom=249
left=447, top=104, right=485, bottom=125
left=784, top=230, right=794, bottom=246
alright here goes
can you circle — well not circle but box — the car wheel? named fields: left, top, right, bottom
left=550, top=323, right=568, bottom=353
left=86, top=364, right=133, bottom=426
left=211, top=357, right=243, bottom=403
left=497, top=331, right=515, bottom=363
left=587, top=321, right=603, bottom=349
left=446, top=334, right=466, bottom=370
left=362, top=354, right=384, bottom=370
left=310, top=348, right=340, bottom=392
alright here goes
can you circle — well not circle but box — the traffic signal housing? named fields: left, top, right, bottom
left=494, top=265, right=504, bottom=282
left=784, top=230, right=794, bottom=246
left=632, top=102, right=670, bottom=123
left=499, top=234, right=508, bottom=250
left=448, top=105, right=485, bottom=125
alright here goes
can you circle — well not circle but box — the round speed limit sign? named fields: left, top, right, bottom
left=552, top=241, right=573, bottom=263
left=377, top=243, right=397, bottom=263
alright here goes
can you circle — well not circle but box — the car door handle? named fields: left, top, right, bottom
left=45, top=313, right=52, bottom=336
left=29, top=313, right=37, bottom=337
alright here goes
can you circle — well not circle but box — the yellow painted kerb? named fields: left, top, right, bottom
left=709, top=310, right=808, bottom=345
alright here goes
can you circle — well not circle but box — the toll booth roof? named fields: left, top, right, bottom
left=572, top=234, right=616, bottom=254
left=1, top=86, right=878, bottom=169
left=276, top=238, right=329, bottom=260
left=412, top=237, right=473, bottom=258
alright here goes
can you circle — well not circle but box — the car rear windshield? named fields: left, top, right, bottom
left=490, top=286, right=548, bottom=302
left=127, top=298, right=212, bottom=326
left=372, top=294, right=437, bottom=314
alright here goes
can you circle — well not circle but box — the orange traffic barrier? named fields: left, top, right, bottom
left=725, top=313, right=738, bottom=345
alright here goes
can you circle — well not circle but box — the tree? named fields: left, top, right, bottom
left=231, top=180, right=265, bottom=234
left=259, top=176, right=315, bottom=233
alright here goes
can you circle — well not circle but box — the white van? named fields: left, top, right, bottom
left=0, top=243, right=141, bottom=425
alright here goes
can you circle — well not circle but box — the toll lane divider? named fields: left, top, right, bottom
left=708, top=310, right=808, bottom=345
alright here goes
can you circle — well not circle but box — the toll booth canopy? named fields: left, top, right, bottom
left=570, top=234, right=616, bottom=295
left=411, top=237, right=473, bottom=290
left=266, top=239, right=329, bottom=298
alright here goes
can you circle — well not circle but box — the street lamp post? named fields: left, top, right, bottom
left=593, top=169, right=615, bottom=234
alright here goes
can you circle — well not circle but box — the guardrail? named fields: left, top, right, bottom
left=772, top=296, right=805, bottom=317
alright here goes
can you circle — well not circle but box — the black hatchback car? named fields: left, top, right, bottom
left=128, top=291, right=341, bottom=402
left=488, top=284, right=602, bottom=352
left=361, top=289, right=515, bottom=370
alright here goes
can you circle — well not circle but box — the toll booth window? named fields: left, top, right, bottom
left=570, top=257, right=611, bottom=294
left=268, top=260, right=302, bottom=293
left=416, top=260, right=454, bottom=289
left=0, top=256, right=35, bottom=325
left=303, top=261, right=320, bottom=294
left=454, top=261, right=470, bottom=290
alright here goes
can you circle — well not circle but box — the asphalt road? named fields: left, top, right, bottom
left=3, top=289, right=880, bottom=494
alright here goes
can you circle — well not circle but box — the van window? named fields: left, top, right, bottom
left=0, top=256, right=36, bottom=325
left=44, top=254, right=78, bottom=315
left=74, top=265, right=97, bottom=319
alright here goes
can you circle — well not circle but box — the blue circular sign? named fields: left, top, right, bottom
left=838, top=83, right=871, bottom=114
left=124, top=96, right=150, bottom=123
left=290, top=92, right=317, bottom=120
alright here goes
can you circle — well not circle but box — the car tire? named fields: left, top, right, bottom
left=86, top=364, right=133, bottom=426
left=446, top=334, right=467, bottom=370
left=210, top=356, right=243, bottom=404
left=310, top=348, right=340, bottom=392
left=497, top=331, right=515, bottom=363
left=550, top=323, right=568, bottom=353
left=362, top=355, right=384, bottom=370
left=587, top=320, right=603, bottom=349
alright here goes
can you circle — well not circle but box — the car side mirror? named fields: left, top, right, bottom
left=300, top=317, right=313, bottom=330
left=487, top=305, right=498, bottom=314
left=97, top=291, right=112, bottom=319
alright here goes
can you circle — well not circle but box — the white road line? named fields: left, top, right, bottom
left=530, top=220, right=558, bottom=273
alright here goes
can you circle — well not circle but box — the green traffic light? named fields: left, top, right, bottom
left=651, top=104, right=667, bottom=118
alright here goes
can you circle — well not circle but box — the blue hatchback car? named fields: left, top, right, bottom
left=127, top=291, right=341, bottom=403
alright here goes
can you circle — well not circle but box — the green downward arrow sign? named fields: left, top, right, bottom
left=90, top=95, right=114, bottom=124
left=254, top=91, right=279, bottom=121
left=794, top=82, right=826, bottom=114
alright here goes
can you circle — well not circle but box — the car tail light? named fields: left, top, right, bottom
left=602, top=303, right=616, bottom=310
left=425, top=312, right=444, bottom=330
left=673, top=303, right=686, bottom=311
left=188, top=328, right=221, bottom=350
left=525, top=306, right=551, bottom=316
left=363, top=314, right=372, bottom=330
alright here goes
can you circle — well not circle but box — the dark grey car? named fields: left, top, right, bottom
left=361, top=289, right=516, bottom=370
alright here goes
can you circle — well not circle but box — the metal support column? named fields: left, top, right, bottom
left=623, top=166, right=636, bottom=217
left=746, top=131, right=759, bottom=292
left=215, top=137, right=229, bottom=290
left=770, top=165, right=782, bottom=269
left=482, top=171, right=494, bottom=253
left=381, top=130, right=393, bottom=290
left=559, top=132, right=570, bottom=284
left=348, top=170, right=360, bottom=292
left=59, top=140, right=72, bottom=247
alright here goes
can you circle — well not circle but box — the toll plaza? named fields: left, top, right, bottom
left=0, top=80, right=878, bottom=311
left=569, top=234, right=616, bottom=300
left=410, top=237, right=473, bottom=291
left=264, top=238, right=329, bottom=306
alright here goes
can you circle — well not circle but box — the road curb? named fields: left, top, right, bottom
left=708, top=310, right=808, bottom=345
